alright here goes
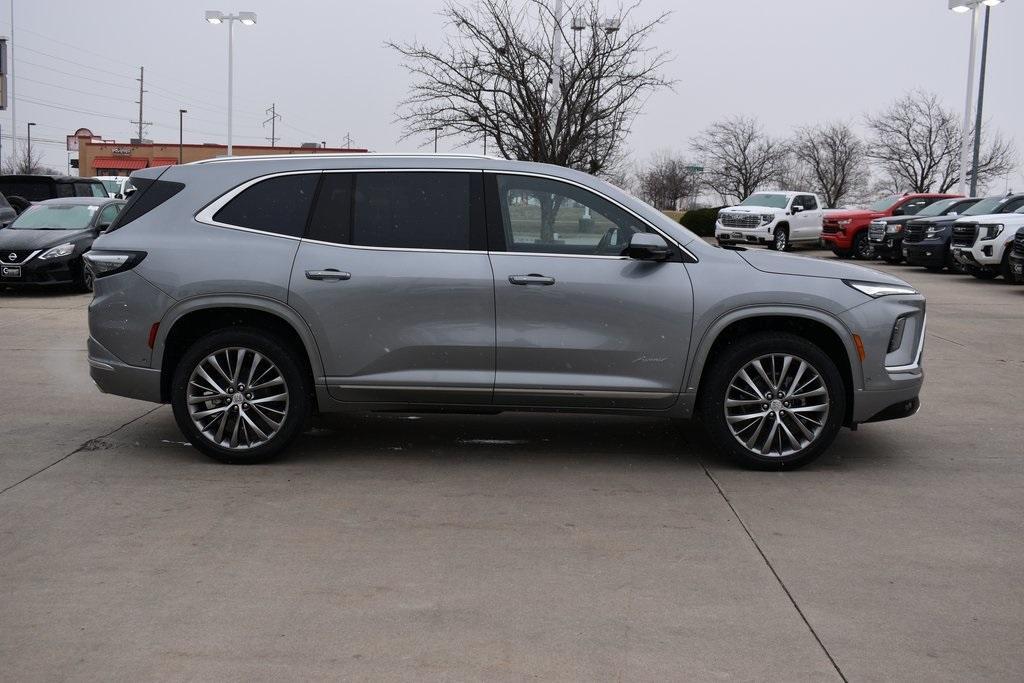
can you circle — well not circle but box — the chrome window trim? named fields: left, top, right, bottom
left=484, top=169, right=697, bottom=263
left=302, top=237, right=487, bottom=256
left=1, top=249, right=42, bottom=265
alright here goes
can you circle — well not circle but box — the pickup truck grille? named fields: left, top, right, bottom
left=951, top=223, right=978, bottom=248
left=1013, top=229, right=1024, bottom=257
left=868, top=222, right=886, bottom=242
left=719, top=213, right=760, bottom=229
left=903, top=223, right=926, bottom=244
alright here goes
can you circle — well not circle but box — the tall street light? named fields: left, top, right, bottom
left=949, top=0, right=1005, bottom=195
left=26, top=122, right=35, bottom=172
left=205, top=10, right=256, bottom=156
left=178, top=109, right=188, bottom=164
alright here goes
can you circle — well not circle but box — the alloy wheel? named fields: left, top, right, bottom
left=186, top=347, right=289, bottom=450
left=774, top=230, right=787, bottom=251
left=723, top=353, right=830, bottom=458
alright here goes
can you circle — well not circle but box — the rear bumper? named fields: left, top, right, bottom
left=88, top=337, right=163, bottom=403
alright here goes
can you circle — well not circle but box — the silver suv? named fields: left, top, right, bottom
left=85, top=154, right=925, bottom=469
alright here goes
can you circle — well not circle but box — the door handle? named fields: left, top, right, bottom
left=305, top=269, right=351, bottom=281
left=509, top=273, right=556, bottom=286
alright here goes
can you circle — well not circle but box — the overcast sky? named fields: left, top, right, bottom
left=7, top=0, right=1023, bottom=189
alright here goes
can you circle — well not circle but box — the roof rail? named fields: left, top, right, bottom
left=191, top=152, right=506, bottom=165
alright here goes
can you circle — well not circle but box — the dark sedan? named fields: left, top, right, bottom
left=0, top=197, right=125, bottom=291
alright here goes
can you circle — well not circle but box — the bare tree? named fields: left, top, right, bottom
left=690, top=116, right=789, bottom=204
left=2, top=142, right=46, bottom=175
left=865, top=89, right=1016, bottom=194
left=635, top=150, right=697, bottom=210
left=389, top=0, right=673, bottom=176
left=789, top=121, right=869, bottom=208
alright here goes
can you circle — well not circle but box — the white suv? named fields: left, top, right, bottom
left=950, top=200, right=1024, bottom=280
left=716, top=191, right=824, bottom=251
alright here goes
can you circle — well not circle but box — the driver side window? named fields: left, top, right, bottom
left=495, top=174, right=646, bottom=256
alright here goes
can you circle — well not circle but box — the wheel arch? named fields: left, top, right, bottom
left=154, top=295, right=324, bottom=403
left=686, top=307, right=861, bottom=425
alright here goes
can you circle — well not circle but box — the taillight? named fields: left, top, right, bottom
left=83, top=250, right=147, bottom=279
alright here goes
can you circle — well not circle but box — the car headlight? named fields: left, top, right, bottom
left=760, top=213, right=775, bottom=225
left=885, top=224, right=903, bottom=234
left=844, top=280, right=918, bottom=298
left=38, top=243, right=75, bottom=260
left=979, top=224, right=1003, bottom=240
left=924, top=226, right=944, bottom=238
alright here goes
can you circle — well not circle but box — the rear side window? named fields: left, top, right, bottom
left=353, top=172, right=475, bottom=250
left=213, top=173, right=318, bottom=237
left=307, top=173, right=353, bottom=244
left=1003, top=198, right=1024, bottom=213
left=106, top=178, right=185, bottom=232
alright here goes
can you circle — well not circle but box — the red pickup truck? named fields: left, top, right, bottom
left=822, top=193, right=960, bottom=259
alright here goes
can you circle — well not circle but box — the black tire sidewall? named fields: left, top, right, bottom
left=699, top=332, right=847, bottom=470
left=170, top=328, right=310, bottom=464
left=853, top=232, right=873, bottom=259
left=772, top=227, right=788, bottom=251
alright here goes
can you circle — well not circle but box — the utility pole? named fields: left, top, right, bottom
left=9, top=0, right=15, bottom=169
left=263, top=103, right=281, bottom=147
left=970, top=5, right=991, bottom=196
left=343, top=132, right=353, bottom=148
left=131, top=66, right=151, bottom=142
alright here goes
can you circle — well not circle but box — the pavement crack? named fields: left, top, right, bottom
left=698, top=461, right=848, bottom=682
left=0, top=406, right=164, bottom=497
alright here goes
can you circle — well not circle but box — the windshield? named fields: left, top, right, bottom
left=101, top=179, right=120, bottom=194
left=914, top=198, right=960, bottom=218
left=869, top=195, right=902, bottom=212
left=738, top=193, right=789, bottom=209
left=962, top=197, right=1007, bottom=216
left=9, top=204, right=99, bottom=230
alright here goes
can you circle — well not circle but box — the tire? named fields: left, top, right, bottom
left=925, top=265, right=944, bottom=272
left=79, top=260, right=95, bottom=293
left=852, top=232, right=874, bottom=260
left=171, top=327, right=311, bottom=464
left=998, top=251, right=1013, bottom=281
left=698, top=332, right=846, bottom=470
left=831, top=247, right=853, bottom=259
left=883, top=251, right=903, bottom=265
left=964, top=265, right=998, bottom=281
left=770, top=226, right=789, bottom=251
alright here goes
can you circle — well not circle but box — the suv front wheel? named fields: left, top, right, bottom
left=171, top=328, right=311, bottom=464
left=699, top=332, right=846, bottom=469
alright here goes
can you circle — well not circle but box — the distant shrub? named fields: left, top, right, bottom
left=679, top=206, right=725, bottom=237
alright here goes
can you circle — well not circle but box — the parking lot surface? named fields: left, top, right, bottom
left=2, top=250, right=1023, bottom=681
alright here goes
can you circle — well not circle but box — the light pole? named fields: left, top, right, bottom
left=949, top=0, right=1005, bottom=195
left=178, top=109, right=187, bottom=164
left=204, top=10, right=256, bottom=156
left=571, top=15, right=619, bottom=174
left=26, top=122, right=35, bottom=172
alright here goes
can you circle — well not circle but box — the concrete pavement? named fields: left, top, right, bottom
left=1, top=254, right=1022, bottom=680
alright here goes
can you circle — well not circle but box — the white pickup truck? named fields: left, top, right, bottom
left=715, top=191, right=824, bottom=251
left=950, top=196, right=1024, bottom=280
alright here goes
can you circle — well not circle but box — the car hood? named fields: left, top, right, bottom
left=721, top=205, right=780, bottom=214
left=954, top=212, right=1024, bottom=225
left=0, top=228, right=92, bottom=251
left=872, top=215, right=911, bottom=225
left=908, top=215, right=956, bottom=227
left=825, top=208, right=878, bottom=221
left=738, top=248, right=910, bottom=286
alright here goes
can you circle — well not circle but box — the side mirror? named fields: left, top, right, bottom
left=892, top=207, right=905, bottom=216
left=96, top=222, right=111, bottom=233
left=791, top=204, right=804, bottom=213
left=114, top=193, right=124, bottom=199
left=627, top=232, right=669, bottom=261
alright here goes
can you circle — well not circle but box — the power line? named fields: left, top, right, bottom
left=264, top=103, right=281, bottom=146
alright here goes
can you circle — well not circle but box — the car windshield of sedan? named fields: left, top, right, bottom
left=738, top=193, right=789, bottom=209
left=869, top=195, right=902, bottom=212
left=9, top=204, right=98, bottom=230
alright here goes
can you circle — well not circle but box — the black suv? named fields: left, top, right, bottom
left=903, top=194, right=1024, bottom=271
left=869, top=197, right=977, bottom=264
left=1008, top=227, right=1024, bottom=284
left=0, top=175, right=108, bottom=213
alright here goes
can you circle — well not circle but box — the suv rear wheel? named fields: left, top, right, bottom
left=699, top=332, right=846, bottom=469
left=170, top=328, right=311, bottom=464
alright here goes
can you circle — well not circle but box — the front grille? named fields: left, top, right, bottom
left=822, top=220, right=840, bottom=234
left=719, top=213, right=760, bottom=229
left=903, top=223, right=926, bottom=244
left=868, top=222, right=886, bottom=241
left=1, top=249, right=36, bottom=264
left=1013, top=230, right=1024, bottom=257
left=951, top=223, right=978, bottom=248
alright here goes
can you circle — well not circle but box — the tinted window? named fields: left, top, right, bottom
left=1003, top=198, right=1024, bottom=213
left=495, top=174, right=648, bottom=256
left=213, top=173, right=318, bottom=237
left=799, top=195, right=818, bottom=210
left=351, top=172, right=473, bottom=250
left=107, top=178, right=185, bottom=232
left=0, top=179, right=56, bottom=201
left=306, top=173, right=353, bottom=244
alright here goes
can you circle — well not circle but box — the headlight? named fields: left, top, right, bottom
left=844, top=280, right=918, bottom=298
left=924, top=226, right=944, bottom=238
left=979, top=224, right=1003, bottom=240
left=82, top=250, right=147, bottom=279
left=885, top=224, right=903, bottom=234
left=837, top=219, right=853, bottom=227
left=38, top=243, right=75, bottom=260
left=760, top=213, right=775, bottom=225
